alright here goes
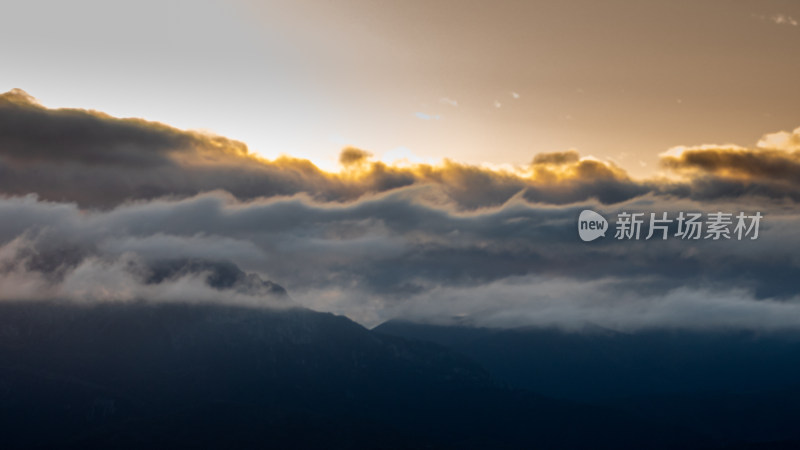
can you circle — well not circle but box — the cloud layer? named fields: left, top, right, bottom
left=2, top=89, right=800, bottom=330
left=1, top=189, right=798, bottom=330
left=0, top=89, right=665, bottom=209
left=660, top=129, right=800, bottom=202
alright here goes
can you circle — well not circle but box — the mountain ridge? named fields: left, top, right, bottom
left=0, top=301, right=698, bottom=449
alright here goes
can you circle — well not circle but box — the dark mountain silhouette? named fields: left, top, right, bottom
left=0, top=301, right=700, bottom=449
left=374, top=320, right=800, bottom=447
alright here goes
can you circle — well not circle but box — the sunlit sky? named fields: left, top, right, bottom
left=3, top=0, right=800, bottom=175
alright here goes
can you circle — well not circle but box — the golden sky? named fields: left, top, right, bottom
left=2, top=0, right=799, bottom=175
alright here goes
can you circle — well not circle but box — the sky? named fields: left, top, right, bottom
left=2, top=0, right=800, bottom=175
left=2, top=1, right=800, bottom=331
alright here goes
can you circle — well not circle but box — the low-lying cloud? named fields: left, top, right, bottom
left=0, top=190, right=798, bottom=330
left=2, top=89, right=800, bottom=331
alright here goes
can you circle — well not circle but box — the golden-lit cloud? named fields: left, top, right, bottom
left=4, top=89, right=800, bottom=210
left=757, top=126, right=800, bottom=151
left=339, top=146, right=372, bottom=166
left=0, top=90, right=647, bottom=209
left=531, top=150, right=580, bottom=166
left=659, top=127, right=800, bottom=201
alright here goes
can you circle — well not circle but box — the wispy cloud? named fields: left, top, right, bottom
left=772, top=13, right=798, bottom=26
left=752, top=13, right=798, bottom=27
left=415, top=112, right=441, bottom=120
left=438, top=97, right=458, bottom=107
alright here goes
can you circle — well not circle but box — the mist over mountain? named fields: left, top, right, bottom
left=3, top=89, right=800, bottom=331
